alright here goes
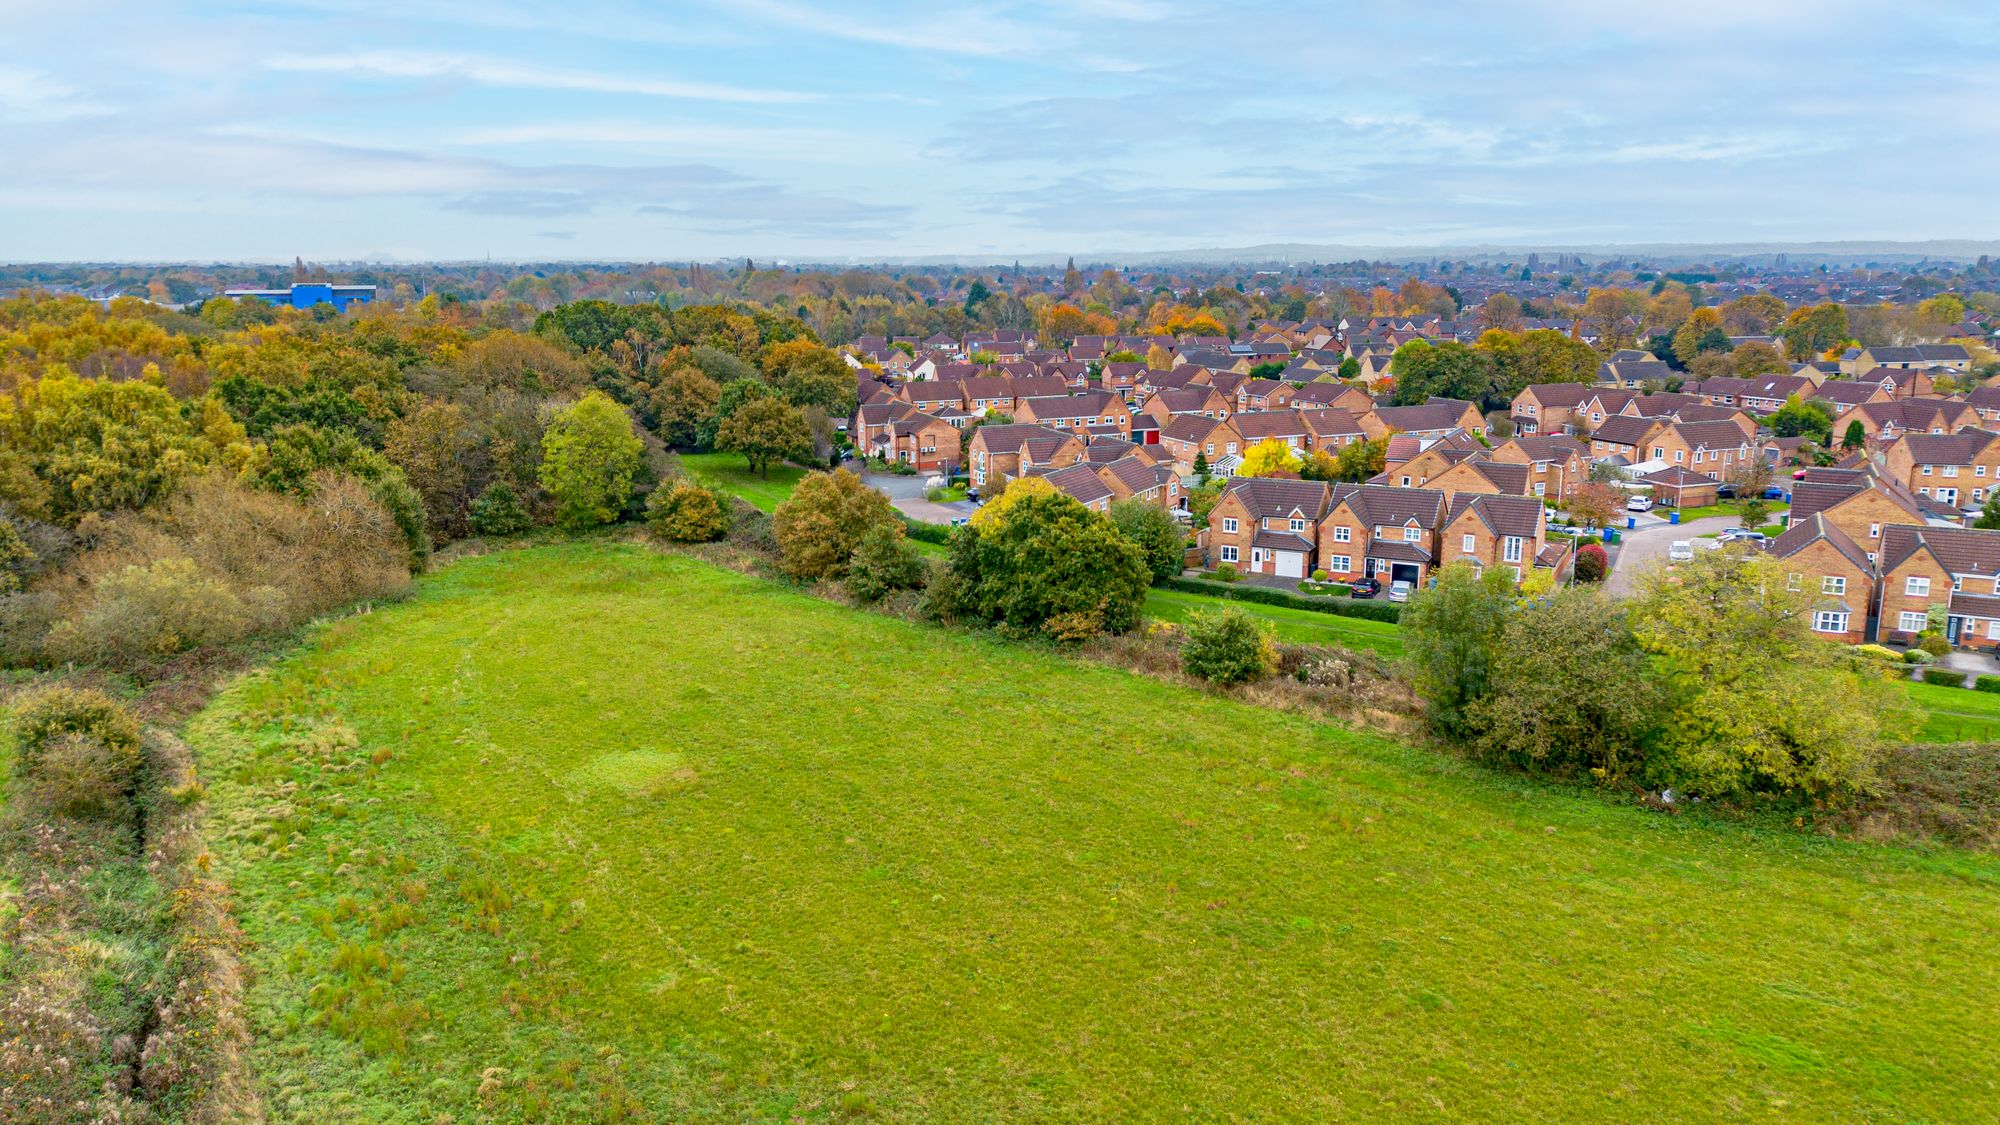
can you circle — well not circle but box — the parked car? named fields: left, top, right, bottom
left=1625, top=496, right=1654, bottom=513
left=1387, top=580, right=1414, bottom=603
left=1719, top=528, right=1768, bottom=545
left=1668, top=540, right=1695, bottom=563
left=1715, top=483, right=1737, bottom=498
left=1762, top=485, right=1787, bottom=500
left=1349, top=576, right=1382, bottom=599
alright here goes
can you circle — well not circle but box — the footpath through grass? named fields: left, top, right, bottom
left=1143, top=586, right=1405, bottom=656
left=189, top=544, right=2000, bottom=1122
left=1904, top=678, right=2000, bottom=742
left=675, top=450, right=807, bottom=511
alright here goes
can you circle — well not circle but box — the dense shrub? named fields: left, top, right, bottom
left=468, top=480, right=532, bottom=536
left=12, top=685, right=142, bottom=778
left=46, top=557, right=258, bottom=665
left=539, top=390, right=644, bottom=531
left=1181, top=608, right=1278, bottom=685
left=0, top=590, right=59, bottom=666
left=945, top=492, right=1150, bottom=639
left=27, top=732, right=133, bottom=820
left=1976, top=675, right=2000, bottom=694
left=772, top=468, right=898, bottom=580
left=1924, top=669, right=1969, bottom=687
left=1467, top=588, right=1657, bottom=781
left=1918, top=633, right=1952, bottom=657
left=899, top=516, right=953, bottom=546
left=1853, top=644, right=1902, bottom=663
left=1157, top=576, right=1403, bottom=623
left=645, top=480, right=731, bottom=543
left=1903, top=649, right=1934, bottom=665
left=845, top=523, right=926, bottom=603
left=1573, top=542, right=1608, bottom=583
left=1211, top=562, right=1239, bottom=582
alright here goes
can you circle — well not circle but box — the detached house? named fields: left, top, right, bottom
left=1881, top=430, right=2000, bottom=510
left=1510, top=383, right=1596, bottom=436
left=1879, top=525, right=2000, bottom=648
left=1645, top=420, right=1757, bottom=480
left=1159, top=414, right=1243, bottom=473
left=1317, top=485, right=1449, bottom=588
left=1768, top=514, right=1876, bottom=643
left=1490, top=435, right=1588, bottom=499
left=1439, top=494, right=1547, bottom=582
left=1096, top=456, right=1182, bottom=509
left=1208, top=477, right=1331, bottom=578
left=967, top=424, right=1086, bottom=490
left=1830, top=398, right=1975, bottom=443
left=1367, top=398, right=1486, bottom=440
left=1028, top=462, right=1116, bottom=513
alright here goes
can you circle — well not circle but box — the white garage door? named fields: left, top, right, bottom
left=1276, top=551, right=1305, bottom=578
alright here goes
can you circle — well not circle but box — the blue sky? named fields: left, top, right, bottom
left=3, top=0, right=1997, bottom=261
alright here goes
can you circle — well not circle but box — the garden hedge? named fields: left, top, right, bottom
left=899, top=516, right=955, bottom=546
left=1922, top=668, right=1969, bottom=688
left=1158, top=575, right=1403, bottom=623
left=1976, top=675, right=2000, bottom=694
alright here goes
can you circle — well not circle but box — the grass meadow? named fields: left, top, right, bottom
left=675, top=451, right=808, bottom=512
left=1142, top=586, right=1405, bottom=656
left=188, top=544, right=2000, bottom=1122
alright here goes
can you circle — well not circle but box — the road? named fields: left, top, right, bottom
left=856, top=466, right=978, bottom=525
left=1602, top=514, right=1744, bottom=596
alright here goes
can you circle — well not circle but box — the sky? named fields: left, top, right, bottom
left=2, top=0, right=1998, bottom=262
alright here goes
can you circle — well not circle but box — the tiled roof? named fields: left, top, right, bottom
left=1223, top=476, right=1331, bottom=520
left=1252, top=530, right=1314, bottom=551
left=1446, top=492, right=1544, bottom=538
left=1880, top=525, right=2000, bottom=577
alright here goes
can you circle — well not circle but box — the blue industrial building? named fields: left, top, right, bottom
left=223, top=283, right=378, bottom=311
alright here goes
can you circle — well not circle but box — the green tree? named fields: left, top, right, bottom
left=1842, top=419, right=1867, bottom=450
left=845, top=522, right=926, bottom=602
left=538, top=391, right=644, bottom=532
left=1517, top=328, right=1600, bottom=384
left=1192, top=448, right=1210, bottom=480
left=1109, top=498, right=1185, bottom=581
left=1767, top=394, right=1834, bottom=445
left=1401, top=562, right=1515, bottom=738
left=772, top=468, right=897, bottom=580
left=1627, top=550, right=1914, bottom=800
left=1975, top=490, right=2000, bottom=531
left=951, top=490, right=1149, bottom=639
left=1332, top=436, right=1388, bottom=482
left=1468, top=588, right=1656, bottom=781
left=717, top=396, right=813, bottom=478
left=469, top=480, right=532, bottom=536
left=1390, top=340, right=1493, bottom=407
left=763, top=338, right=856, bottom=415
left=1180, top=607, right=1277, bottom=685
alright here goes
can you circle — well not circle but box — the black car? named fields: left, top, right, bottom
left=1350, top=577, right=1382, bottom=599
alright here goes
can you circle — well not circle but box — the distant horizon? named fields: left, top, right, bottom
left=9, top=236, right=2000, bottom=272
left=5, top=1, right=1997, bottom=260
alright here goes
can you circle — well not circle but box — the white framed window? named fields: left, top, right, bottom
left=1219, top=545, right=1238, bottom=562
left=1990, top=619, right=2000, bottom=639
left=1533, top=482, right=1546, bottom=497
left=1812, top=611, right=1849, bottom=634
left=1786, top=572, right=1802, bottom=591
left=1899, top=611, right=1929, bottom=632
left=1907, top=576, right=1931, bottom=597
left=1504, top=536, right=1524, bottom=563
left=1226, top=442, right=1238, bottom=455
left=1330, top=554, right=1351, bottom=572
left=1290, top=517, right=1305, bottom=532
left=1404, top=526, right=1421, bottom=542
left=1675, top=450, right=1685, bottom=463
left=1979, top=465, right=1989, bottom=477
left=1462, top=533, right=1476, bottom=553
left=1945, top=466, right=1960, bottom=478
left=1333, top=526, right=1351, bottom=543
left=1922, top=465, right=1933, bottom=475
left=1822, top=575, right=1846, bottom=595
left=1222, top=517, right=1238, bottom=533
left=1400, top=476, right=1412, bottom=486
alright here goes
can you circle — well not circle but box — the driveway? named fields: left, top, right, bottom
left=1602, top=514, right=1744, bottom=597
left=855, top=467, right=976, bottom=525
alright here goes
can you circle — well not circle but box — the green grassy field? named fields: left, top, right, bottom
left=188, top=545, right=2000, bottom=1122
left=1143, top=586, right=1405, bottom=656
left=676, top=451, right=808, bottom=511
left=1904, top=679, right=2000, bottom=742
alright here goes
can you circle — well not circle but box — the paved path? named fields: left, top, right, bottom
left=856, top=467, right=977, bottom=525
left=1602, top=514, right=1743, bottom=597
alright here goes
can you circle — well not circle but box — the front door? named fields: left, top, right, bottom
left=1949, top=615, right=1964, bottom=644
left=1940, top=487, right=1959, bottom=506
left=1251, top=547, right=1266, bottom=571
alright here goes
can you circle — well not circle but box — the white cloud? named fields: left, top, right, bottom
left=265, top=50, right=819, bottom=104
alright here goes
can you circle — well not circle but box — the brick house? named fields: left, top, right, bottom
left=1767, top=514, right=1876, bottom=643
left=1290, top=382, right=1375, bottom=414
left=1881, top=429, right=2000, bottom=511
left=967, top=424, right=1086, bottom=490
left=1368, top=398, right=1486, bottom=440
left=1159, top=414, right=1244, bottom=473
left=1425, top=457, right=1533, bottom=502
left=1489, top=435, right=1588, bottom=500
left=1879, top=525, right=2000, bottom=648
left=1231, top=410, right=1313, bottom=454
left=1438, top=494, right=1546, bottom=582
left=1235, top=378, right=1298, bottom=413
left=1096, top=456, right=1182, bottom=509
left=1029, top=462, right=1116, bottom=513
left=1013, top=391, right=1133, bottom=436
left=1139, top=385, right=1233, bottom=425
left=1299, top=408, right=1369, bottom=452
left=1509, top=383, right=1596, bottom=436
left=1588, top=414, right=1666, bottom=463
left=1207, top=477, right=1331, bottom=578
left=1831, top=398, right=1977, bottom=443
left=1644, top=420, right=1757, bottom=480
left=1317, top=484, right=1449, bottom=587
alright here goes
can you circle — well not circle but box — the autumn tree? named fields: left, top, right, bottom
left=762, top=338, right=855, bottom=415
left=538, top=390, right=644, bottom=531
left=1517, top=329, right=1600, bottom=385
left=1238, top=438, right=1304, bottom=477
left=384, top=400, right=474, bottom=538
left=771, top=468, right=898, bottom=580
left=1568, top=482, right=1622, bottom=531
left=1332, top=436, right=1388, bottom=482
left=716, top=396, right=813, bottom=478
left=1780, top=303, right=1850, bottom=360
left=652, top=365, right=722, bottom=448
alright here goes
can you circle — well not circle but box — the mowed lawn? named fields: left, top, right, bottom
left=189, top=545, right=2000, bottom=1123
left=1143, top=586, right=1405, bottom=657
left=1903, top=678, right=2000, bottom=742
left=675, top=450, right=807, bottom=511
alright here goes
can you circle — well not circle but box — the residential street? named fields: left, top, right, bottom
left=857, top=466, right=977, bottom=525
left=1602, top=514, right=1744, bottom=596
